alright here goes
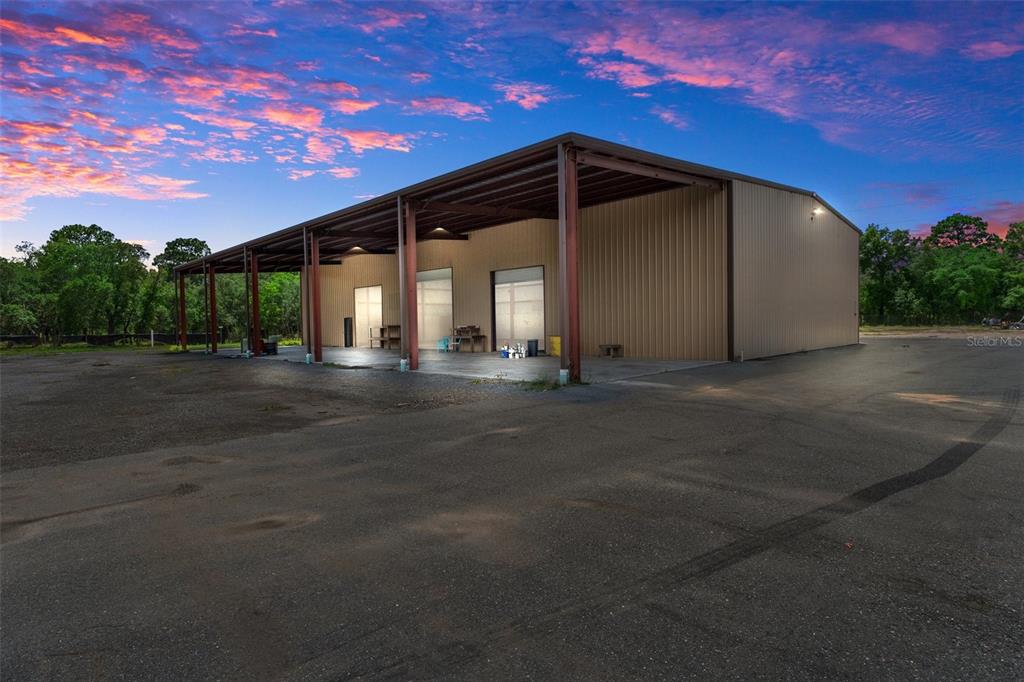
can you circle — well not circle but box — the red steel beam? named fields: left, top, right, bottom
left=250, top=250, right=262, bottom=355
left=576, top=150, right=720, bottom=188
left=558, top=144, right=580, bottom=382
left=177, top=271, right=188, bottom=350
left=415, top=199, right=556, bottom=221
left=208, top=264, right=218, bottom=353
left=404, top=200, right=419, bottom=370
left=311, top=234, right=323, bottom=362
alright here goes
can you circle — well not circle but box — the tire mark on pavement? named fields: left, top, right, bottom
left=355, top=387, right=1020, bottom=680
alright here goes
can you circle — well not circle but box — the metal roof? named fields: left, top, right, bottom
left=176, top=132, right=859, bottom=274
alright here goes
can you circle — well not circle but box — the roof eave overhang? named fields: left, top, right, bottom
left=175, top=131, right=858, bottom=275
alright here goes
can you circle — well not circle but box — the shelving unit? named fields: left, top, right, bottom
left=369, top=325, right=402, bottom=350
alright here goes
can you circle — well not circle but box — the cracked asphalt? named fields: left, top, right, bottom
left=2, top=337, right=1022, bottom=680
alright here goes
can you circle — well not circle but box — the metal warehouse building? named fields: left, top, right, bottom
left=175, top=132, right=859, bottom=381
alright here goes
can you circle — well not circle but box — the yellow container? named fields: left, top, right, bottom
left=548, top=335, right=561, bottom=356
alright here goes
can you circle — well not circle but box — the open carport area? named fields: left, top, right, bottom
left=227, top=345, right=721, bottom=383
left=174, top=132, right=859, bottom=385
left=2, top=336, right=1022, bottom=679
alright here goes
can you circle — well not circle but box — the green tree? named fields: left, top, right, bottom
left=0, top=251, right=40, bottom=335
left=1003, top=221, right=1024, bottom=262
left=925, top=213, right=1000, bottom=249
left=921, top=246, right=1009, bottom=322
left=153, top=237, right=210, bottom=277
left=890, top=285, right=926, bottom=323
left=28, top=224, right=151, bottom=339
left=858, top=224, right=918, bottom=322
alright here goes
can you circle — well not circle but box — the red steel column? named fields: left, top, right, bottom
left=404, top=200, right=419, bottom=370
left=558, top=144, right=580, bottom=382
left=208, top=264, right=218, bottom=353
left=177, top=271, right=188, bottom=350
left=311, top=233, right=323, bottom=362
left=250, top=251, right=262, bottom=355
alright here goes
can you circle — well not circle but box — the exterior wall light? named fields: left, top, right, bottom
left=811, top=207, right=825, bottom=220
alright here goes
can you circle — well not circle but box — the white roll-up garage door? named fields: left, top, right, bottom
left=494, top=266, right=544, bottom=350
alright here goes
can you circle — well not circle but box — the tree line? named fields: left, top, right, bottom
left=860, top=213, right=1023, bottom=325
left=0, top=224, right=300, bottom=343
left=3, top=213, right=1022, bottom=343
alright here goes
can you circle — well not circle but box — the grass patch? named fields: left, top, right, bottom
left=522, top=377, right=563, bottom=391
left=860, top=324, right=1024, bottom=335
left=471, top=374, right=564, bottom=391
left=0, top=342, right=163, bottom=357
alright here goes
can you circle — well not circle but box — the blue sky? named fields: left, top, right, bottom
left=1, top=0, right=1022, bottom=259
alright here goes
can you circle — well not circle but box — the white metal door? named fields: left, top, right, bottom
left=354, top=285, right=382, bottom=348
left=416, top=268, right=453, bottom=350
left=494, top=266, right=544, bottom=349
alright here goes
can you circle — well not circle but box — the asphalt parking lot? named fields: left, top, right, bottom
left=2, top=336, right=1022, bottom=680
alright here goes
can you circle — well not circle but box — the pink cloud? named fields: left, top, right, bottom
left=339, top=130, right=413, bottom=154
left=406, top=96, right=489, bottom=120
left=327, top=167, right=360, bottom=179
left=304, top=136, right=337, bottom=163
left=16, top=59, right=54, bottom=77
left=102, top=11, right=200, bottom=52
left=191, top=147, right=257, bottom=163
left=288, top=169, right=317, bottom=181
left=128, top=125, right=167, bottom=145
left=867, top=181, right=948, bottom=209
left=651, top=105, right=689, bottom=130
left=53, top=25, right=123, bottom=47
left=331, top=98, right=379, bottom=114
left=258, top=105, right=323, bottom=131
left=357, top=8, right=426, bottom=33
left=63, top=54, right=147, bottom=82
left=666, top=72, right=733, bottom=88
left=856, top=22, right=943, bottom=56
left=494, top=82, right=554, bottom=110
left=408, top=71, right=432, bottom=84
left=179, top=111, right=257, bottom=131
left=579, top=58, right=660, bottom=88
left=962, top=40, right=1024, bottom=60
left=974, top=200, right=1024, bottom=237
left=226, top=25, right=278, bottom=38
left=0, top=18, right=60, bottom=46
left=0, top=152, right=206, bottom=220
left=308, top=80, right=360, bottom=96
left=357, top=49, right=383, bottom=63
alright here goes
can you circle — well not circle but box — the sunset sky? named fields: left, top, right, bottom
left=2, top=0, right=1022, bottom=258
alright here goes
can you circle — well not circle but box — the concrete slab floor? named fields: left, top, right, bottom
left=2, top=337, right=1022, bottom=680
left=212, top=344, right=721, bottom=384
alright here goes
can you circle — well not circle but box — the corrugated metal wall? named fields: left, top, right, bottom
left=318, top=219, right=560, bottom=349
left=317, top=256, right=399, bottom=346
left=731, top=180, right=859, bottom=360
left=417, top=219, right=560, bottom=345
left=580, top=185, right=728, bottom=360
left=314, top=188, right=729, bottom=359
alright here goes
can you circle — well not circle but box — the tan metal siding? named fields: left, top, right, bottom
left=318, top=256, right=399, bottom=346
left=580, top=185, right=728, bottom=360
left=315, top=187, right=729, bottom=360
left=417, top=219, right=560, bottom=347
left=318, top=220, right=559, bottom=348
left=731, top=180, right=859, bottom=359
